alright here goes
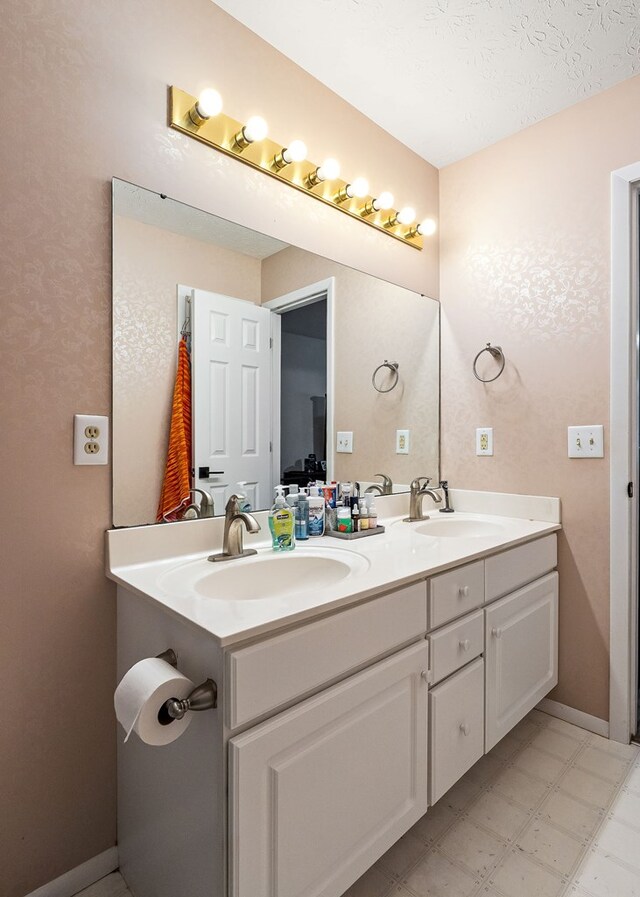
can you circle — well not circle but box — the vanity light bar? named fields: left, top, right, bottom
left=169, top=86, right=436, bottom=251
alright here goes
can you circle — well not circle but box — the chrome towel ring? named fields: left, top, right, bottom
left=372, top=360, right=399, bottom=393
left=473, top=343, right=505, bottom=383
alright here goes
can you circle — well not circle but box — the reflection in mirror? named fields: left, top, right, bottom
left=112, top=179, right=439, bottom=526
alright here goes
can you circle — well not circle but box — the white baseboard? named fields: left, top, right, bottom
left=537, top=698, right=609, bottom=739
left=25, top=847, right=118, bottom=897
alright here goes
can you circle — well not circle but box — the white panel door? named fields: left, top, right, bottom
left=191, top=287, right=273, bottom=513
left=229, top=641, right=429, bottom=897
left=485, top=572, right=558, bottom=751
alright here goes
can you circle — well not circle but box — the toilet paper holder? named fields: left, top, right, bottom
left=156, top=649, right=218, bottom=723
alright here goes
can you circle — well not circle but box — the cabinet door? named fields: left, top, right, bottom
left=229, top=641, right=429, bottom=897
left=429, top=657, right=484, bottom=804
left=485, top=572, right=558, bottom=751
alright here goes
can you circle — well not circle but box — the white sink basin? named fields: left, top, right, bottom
left=413, top=518, right=505, bottom=538
left=157, top=547, right=370, bottom=602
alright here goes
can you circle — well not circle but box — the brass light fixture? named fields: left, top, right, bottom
left=169, top=86, right=437, bottom=250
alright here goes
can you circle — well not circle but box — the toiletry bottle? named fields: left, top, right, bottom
left=308, top=486, right=325, bottom=537
left=337, top=504, right=352, bottom=533
left=341, top=482, right=352, bottom=506
left=269, top=486, right=295, bottom=551
left=359, top=500, right=369, bottom=531
left=295, top=490, right=309, bottom=540
left=352, top=501, right=360, bottom=533
left=286, top=484, right=299, bottom=508
left=368, top=500, right=378, bottom=530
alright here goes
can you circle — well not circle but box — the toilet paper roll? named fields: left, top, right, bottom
left=114, top=657, right=195, bottom=746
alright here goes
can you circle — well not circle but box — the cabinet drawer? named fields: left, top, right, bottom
left=429, top=560, right=484, bottom=630
left=226, top=581, right=428, bottom=729
left=485, top=534, right=557, bottom=602
left=429, top=657, right=484, bottom=805
left=229, top=641, right=429, bottom=897
left=429, top=610, right=483, bottom=685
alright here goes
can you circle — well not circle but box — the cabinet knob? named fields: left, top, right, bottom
left=492, top=627, right=503, bottom=639
left=458, top=585, right=470, bottom=597
left=460, top=723, right=470, bottom=736
left=420, top=669, right=430, bottom=683
left=459, top=639, right=470, bottom=651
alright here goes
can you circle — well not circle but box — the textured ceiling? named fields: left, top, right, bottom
left=213, top=0, right=640, bottom=167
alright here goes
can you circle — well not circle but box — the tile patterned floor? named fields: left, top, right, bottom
left=76, top=711, right=640, bottom=897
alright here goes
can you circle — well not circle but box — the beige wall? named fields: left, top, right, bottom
left=112, top=215, right=261, bottom=526
left=0, top=1, right=438, bottom=893
left=440, top=74, right=640, bottom=722
left=262, top=246, right=440, bottom=485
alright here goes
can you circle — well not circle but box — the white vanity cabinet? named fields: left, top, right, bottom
left=229, top=641, right=429, bottom=897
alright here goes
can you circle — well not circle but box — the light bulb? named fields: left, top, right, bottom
left=196, top=88, right=223, bottom=119
left=374, top=191, right=394, bottom=211
left=397, top=206, right=416, bottom=226
left=347, top=177, right=369, bottom=199
left=418, top=218, right=437, bottom=236
left=317, top=158, right=341, bottom=181
left=243, top=115, right=268, bottom=143
left=282, top=139, right=307, bottom=164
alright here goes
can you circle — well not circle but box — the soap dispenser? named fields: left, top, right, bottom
left=269, top=486, right=295, bottom=551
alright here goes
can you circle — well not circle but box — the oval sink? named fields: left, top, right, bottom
left=413, top=519, right=504, bottom=538
left=158, top=547, right=370, bottom=602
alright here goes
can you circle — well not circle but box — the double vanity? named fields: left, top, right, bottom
left=107, top=489, right=560, bottom=897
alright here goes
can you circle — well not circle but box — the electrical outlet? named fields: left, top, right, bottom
left=336, top=431, right=353, bottom=453
left=568, top=425, right=604, bottom=458
left=396, top=429, right=410, bottom=454
left=476, top=427, right=493, bottom=456
left=74, top=414, right=109, bottom=465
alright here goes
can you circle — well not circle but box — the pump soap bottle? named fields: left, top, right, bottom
left=269, top=486, right=295, bottom=551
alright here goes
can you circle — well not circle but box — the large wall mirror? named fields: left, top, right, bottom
left=112, top=178, right=440, bottom=527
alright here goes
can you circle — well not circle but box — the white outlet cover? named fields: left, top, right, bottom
left=568, top=425, right=604, bottom=458
left=74, top=414, right=109, bottom=465
left=396, top=429, right=410, bottom=454
left=476, top=427, right=494, bottom=456
left=336, top=430, right=353, bottom=453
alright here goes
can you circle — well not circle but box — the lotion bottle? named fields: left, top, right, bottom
left=308, top=486, right=325, bottom=537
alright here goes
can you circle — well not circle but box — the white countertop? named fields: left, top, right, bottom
left=107, top=490, right=561, bottom=647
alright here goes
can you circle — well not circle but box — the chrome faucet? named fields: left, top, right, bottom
left=365, top=473, right=393, bottom=496
left=182, top=488, right=215, bottom=519
left=208, top=494, right=260, bottom=563
left=404, top=477, right=442, bottom=522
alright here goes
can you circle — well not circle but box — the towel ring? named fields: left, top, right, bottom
left=473, top=343, right=505, bottom=383
left=372, top=360, right=400, bottom=393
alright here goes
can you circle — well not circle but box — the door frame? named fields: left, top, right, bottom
left=610, top=162, right=640, bottom=743
left=264, top=277, right=335, bottom=484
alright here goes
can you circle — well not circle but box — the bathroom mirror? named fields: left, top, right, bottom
left=112, top=178, right=439, bottom=526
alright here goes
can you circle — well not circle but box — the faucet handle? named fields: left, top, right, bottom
left=225, top=494, right=245, bottom=514
left=410, top=476, right=431, bottom=491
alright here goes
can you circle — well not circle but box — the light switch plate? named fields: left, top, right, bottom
left=336, top=431, right=353, bottom=453
left=396, top=429, right=410, bottom=454
left=568, top=425, right=604, bottom=458
left=74, top=414, right=109, bottom=465
left=476, top=427, right=493, bottom=456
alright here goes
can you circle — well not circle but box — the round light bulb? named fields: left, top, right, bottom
left=196, top=88, right=223, bottom=119
left=397, top=206, right=416, bottom=226
left=283, top=139, right=308, bottom=164
left=418, top=217, right=437, bottom=236
left=243, top=115, right=268, bottom=143
left=317, top=157, right=341, bottom=181
left=347, top=177, right=369, bottom=199
left=374, top=191, right=394, bottom=211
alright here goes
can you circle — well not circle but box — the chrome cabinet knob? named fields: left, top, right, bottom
left=492, top=627, right=503, bottom=639
left=459, top=638, right=470, bottom=651
left=420, top=669, right=430, bottom=683
left=460, top=723, right=470, bottom=736
left=458, top=585, right=470, bottom=597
